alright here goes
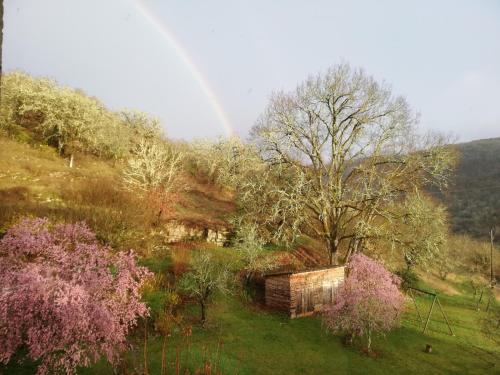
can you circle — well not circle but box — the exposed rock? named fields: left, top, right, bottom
left=206, top=228, right=230, bottom=246
left=164, top=221, right=230, bottom=246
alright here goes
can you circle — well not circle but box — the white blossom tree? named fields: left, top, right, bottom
left=234, top=224, right=277, bottom=286
left=190, top=136, right=265, bottom=188
left=123, top=139, right=183, bottom=193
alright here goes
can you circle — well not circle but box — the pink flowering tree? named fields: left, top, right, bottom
left=0, top=218, right=151, bottom=374
left=323, top=254, right=405, bottom=352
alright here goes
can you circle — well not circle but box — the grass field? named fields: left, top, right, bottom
left=119, top=292, right=500, bottom=375
left=4, top=279, right=497, bottom=375
left=170, top=294, right=499, bottom=375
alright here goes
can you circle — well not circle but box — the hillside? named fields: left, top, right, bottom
left=0, top=72, right=498, bottom=375
left=440, top=137, right=500, bottom=238
left=0, top=137, right=235, bottom=251
left=0, top=137, right=498, bottom=373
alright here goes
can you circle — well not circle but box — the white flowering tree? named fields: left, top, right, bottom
left=123, top=139, right=183, bottom=193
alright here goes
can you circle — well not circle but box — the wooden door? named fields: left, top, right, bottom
left=295, top=288, right=314, bottom=316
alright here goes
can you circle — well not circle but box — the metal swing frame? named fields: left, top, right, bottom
left=408, top=287, right=454, bottom=336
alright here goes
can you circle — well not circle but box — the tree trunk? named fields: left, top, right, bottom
left=328, top=238, right=339, bottom=266
left=344, top=333, right=353, bottom=346
left=200, top=300, right=206, bottom=328
left=143, top=319, right=149, bottom=375
left=367, top=328, right=372, bottom=352
left=69, top=153, right=74, bottom=168
left=344, top=238, right=358, bottom=263
left=175, top=346, right=180, bottom=375
left=404, top=254, right=413, bottom=271
left=156, top=207, right=163, bottom=226
left=161, top=335, right=167, bottom=375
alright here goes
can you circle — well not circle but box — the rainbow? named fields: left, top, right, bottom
left=134, top=0, right=233, bottom=136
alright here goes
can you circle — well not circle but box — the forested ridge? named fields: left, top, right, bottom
left=439, top=137, right=500, bottom=238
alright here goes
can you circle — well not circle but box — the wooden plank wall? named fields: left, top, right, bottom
left=264, top=275, right=291, bottom=313
left=289, top=267, right=345, bottom=318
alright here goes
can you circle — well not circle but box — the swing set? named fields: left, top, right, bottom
left=408, top=287, right=454, bottom=336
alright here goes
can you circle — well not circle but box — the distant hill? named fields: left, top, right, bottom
left=439, top=137, right=500, bottom=238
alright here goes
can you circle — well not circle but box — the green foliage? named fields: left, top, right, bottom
left=233, top=224, right=278, bottom=285
left=395, top=268, right=420, bottom=291
left=143, top=287, right=171, bottom=319
left=434, top=138, right=500, bottom=238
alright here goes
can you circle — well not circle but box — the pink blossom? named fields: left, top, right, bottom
left=0, top=218, right=151, bottom=374
left=323, top=254, right=405, bottom=351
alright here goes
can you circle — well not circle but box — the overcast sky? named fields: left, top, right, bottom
left=4, top=0, right=500, bottom=141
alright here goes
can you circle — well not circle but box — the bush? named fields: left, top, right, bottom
left=395, top=268, right=420, bottom=291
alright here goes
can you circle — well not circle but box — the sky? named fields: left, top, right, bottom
left=4, top=0, right=500, bottom=141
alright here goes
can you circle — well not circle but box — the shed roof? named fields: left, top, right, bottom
left=264, top=265, right=344, bottom=278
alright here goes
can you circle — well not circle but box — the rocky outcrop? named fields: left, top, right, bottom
left=164, top=221, right=230, bottom=246
left=206, top=228, right=231, bottom=246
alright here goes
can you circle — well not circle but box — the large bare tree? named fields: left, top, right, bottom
left=248, top=63, right=455, bottom=265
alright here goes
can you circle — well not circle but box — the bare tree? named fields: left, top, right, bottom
left=179, top=251, right=230, bottom=327
left=123, top=139, right=183, bottom=193
left=248, top=63, right=455, bottom=265
left=386, top=192, right=448, bottom=271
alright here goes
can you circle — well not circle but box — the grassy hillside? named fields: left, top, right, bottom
left=441, top=137, right=500, bottom=238
left=0, top=137, right=234, bottom=249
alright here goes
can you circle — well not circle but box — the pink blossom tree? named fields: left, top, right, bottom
left=323, top=254, right=405, bottom=352
left=0, top=218, right=151, bottom=374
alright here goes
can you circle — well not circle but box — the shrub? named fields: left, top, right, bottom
left=0, top=218, right=151, bottom=374
left=395, top=268, right=420, bottom=291
left=234, top=224, right=277, bottom=287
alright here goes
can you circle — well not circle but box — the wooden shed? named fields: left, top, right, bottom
left=264, top=266, right=345, bottom=318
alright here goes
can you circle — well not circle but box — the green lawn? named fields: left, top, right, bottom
left=85, top=288, right=497, bottom=375
left=3, top=282, right=499, bottom=374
